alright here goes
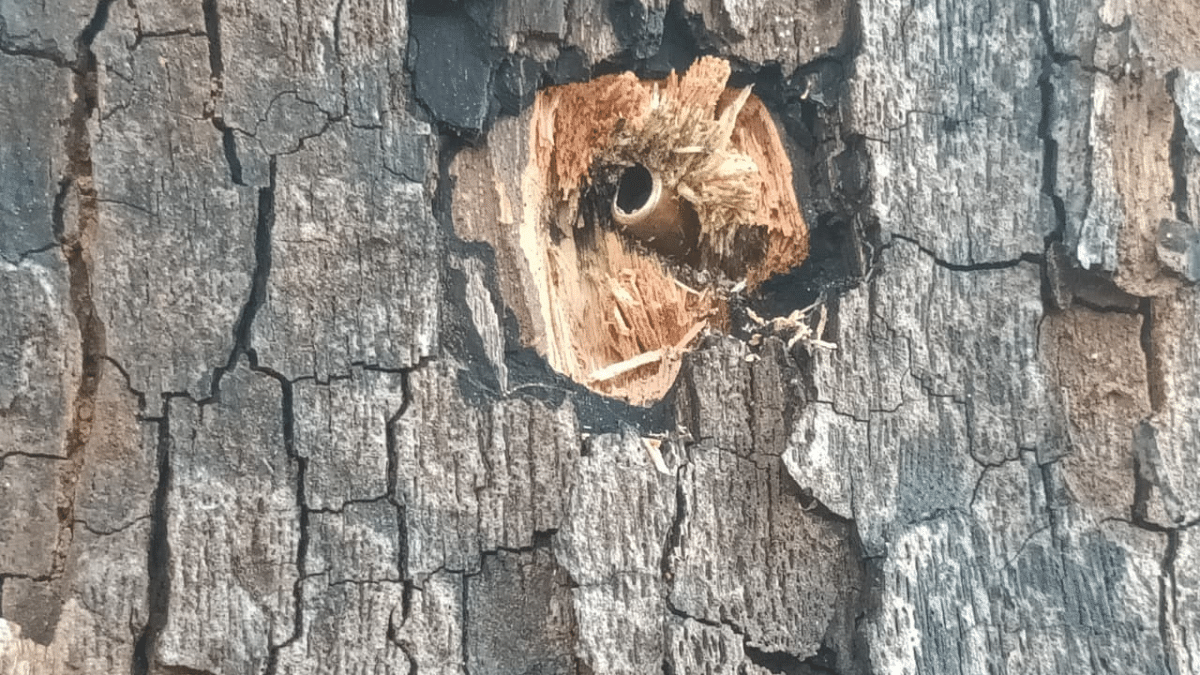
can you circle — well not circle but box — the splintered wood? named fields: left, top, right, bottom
left=455, top=57, right=808, bottom=404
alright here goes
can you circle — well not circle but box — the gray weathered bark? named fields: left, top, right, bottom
left=2, top=0, right=1199, bottom=673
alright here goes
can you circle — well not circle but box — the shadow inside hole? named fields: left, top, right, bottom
left=615, top=164, right=654, bottom=212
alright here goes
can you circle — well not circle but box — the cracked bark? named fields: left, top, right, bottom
left=3, top=0, right=1200, bottom=674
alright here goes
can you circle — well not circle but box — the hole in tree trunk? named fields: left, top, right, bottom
left=448, top=57, right=810, bottom=405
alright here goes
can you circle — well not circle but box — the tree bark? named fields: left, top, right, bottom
left=2, top=0, right=1199, bottom=674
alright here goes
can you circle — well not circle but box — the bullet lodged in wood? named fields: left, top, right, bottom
left=610, top=163, right=698, bottom=259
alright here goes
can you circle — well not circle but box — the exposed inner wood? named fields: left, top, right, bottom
left=459, top=56, right=809, bottom=404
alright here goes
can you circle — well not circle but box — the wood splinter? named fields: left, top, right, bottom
left=587, top=319, right=709, bottom=384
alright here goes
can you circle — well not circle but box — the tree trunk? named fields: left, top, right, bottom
left=2, top=0, right=1198, bottom=673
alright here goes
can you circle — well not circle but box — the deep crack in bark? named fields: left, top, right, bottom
left=659, top=467, right=687, bottom=583
left=388, top=358, right=435, bottom=582
left=216, top=122, right=245, bottom=186
left=259, top=365, right=306, bottom=675
left=1033, top=0, right=1068, bottom=256
left=131, top=400, right=174, bottom=675
left=1160, top=529, right=1182, bottom=675
left=201, top=0, right=224, bottom=81
left=892, top=234, right=1042, bottom=272
left=51, top=0, right=116, bottom=582
left=1167, top=70, right=1192, bottom=224
left=461, top=571, right=471, bottom=675
left=215, top=156, right=276, bottom=398
left=202, top=0, right=246, bottom=188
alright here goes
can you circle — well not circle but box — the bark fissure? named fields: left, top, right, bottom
left=332, top=0, right=345, bottom=59
left=219, top=156, right=277, bottom=393
left=461, top=533, right=563, bottom=581
left=1033, top=0, right=1068, bottom=249
left=663, top=599, right=725, bottom=630
left=128, top=29, right=208, bottom=52
left=0, top=41, right=71, bottom=67
left=810, top=399, right=871, bottom=424
left=307, top=495, right=394, bottom=515
left=0, top=572, right=55, bottom=585
left=386, top=605, right=421, bottom=675
left=460, top=572, right=471, bottom=675
left=0, top=452, right=70, bottom=463
left=201, top=0, right=224, bottom=81
left=1072, top=295, right=1142, bottom=315
left=743, top=643, right=818, bottom=674
left=1167, top=71, right=1191, bottom=223
left=259, top=366, right=306, bottom=675
left=72, top=514, right=153, bottom=537
left=103, top=355, right=150, bottom=413
left=95, top=195, right=153, bottom=215
left=664, top=598, right=818, bottom=672
left=156, top=665, right=218, bottom=675
left=1160, top=529, right=1182, bottom=675
left=890, top=234, right=1042, bottom=271
left=9, top=241, right=63, bottom=264
left=659, top=468, right=687, bottom=581
left=968, top=453, right=1024, bottom=509
left=996, top=523, right=1052, bottom=574
left=205, top=0, right=246, bottom=194
left=131, top=403, right=173, bottom=675
left=904, top=506, right=972, bottom=528
left=1131, top=448, right=1166, bottom=532
left=273, top=112, right=343, bottom=156
left=386, top=387, right=408, bottom=582
left=51, top=0, right=116, bottom=582
left=216, top=123, right=245, bottom=186
left=388, top=356, right=436, bottom=582
left=323, top=576, right=404, bottom=588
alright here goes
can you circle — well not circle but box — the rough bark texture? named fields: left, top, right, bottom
left=2, top=0, right=1199, bottom=674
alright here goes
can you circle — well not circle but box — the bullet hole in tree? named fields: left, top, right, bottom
left=447, top=57, right=811, bottom=406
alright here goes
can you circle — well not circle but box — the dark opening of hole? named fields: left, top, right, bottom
left=615, top=164, right=653, bottom=213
